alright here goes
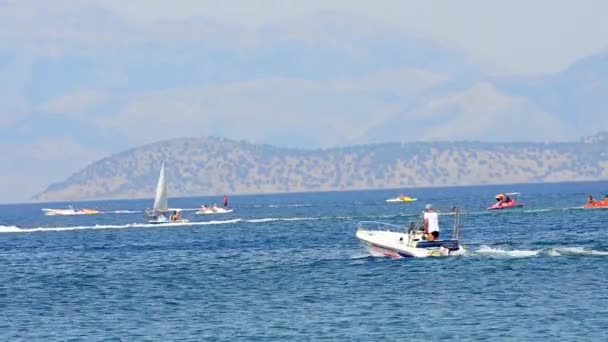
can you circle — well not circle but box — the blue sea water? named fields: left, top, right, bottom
left=2, top=181, right=608, bottom=341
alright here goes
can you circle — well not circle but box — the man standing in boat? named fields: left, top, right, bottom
left=423, top=204, right=440, bottom=241
left=223, top=195, right=229, bottom=207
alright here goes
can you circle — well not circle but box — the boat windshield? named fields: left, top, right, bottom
left=357, top=221, right=407, bottom=232
left=358, top=209, right=462, bottom=239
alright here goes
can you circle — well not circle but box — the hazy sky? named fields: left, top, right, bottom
left=1, top=0, right=607, bottom=203
left=97, top=0, right=608, bottom=74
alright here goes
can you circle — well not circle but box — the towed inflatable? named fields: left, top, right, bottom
left=487, top=192, right=523, bottom=210
left=583, top=195, right=608, bottom=209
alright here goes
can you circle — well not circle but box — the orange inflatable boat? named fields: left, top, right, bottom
left=583, top=195, right=608, bottom=209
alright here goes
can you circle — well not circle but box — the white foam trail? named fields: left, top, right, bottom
left=245, top=217, right=318, bottom=223
left=548, top=246, right=608, bottom=256
left=105, top=210, right=142, bottom=214
left=246, top=218, right=280, bottom=223
left=523, top=208, right=553, bottom=213
left=244, top=216, right=354, bottom=223
left=476, top=245, right=540, bottom=258
left=266, top=204, right=311, bottom=208
left=0, top=219, right=242, bottom=234
left=473, top=245, right=608, bottom=258
left=0, top=225, right=21, bottom=233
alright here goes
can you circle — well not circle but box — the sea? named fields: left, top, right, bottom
left=1, top=181, right=608, bottom=341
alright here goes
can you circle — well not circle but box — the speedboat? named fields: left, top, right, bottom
left=487, top=192, right=523, bottom=210
left=148, top=163, right=189, bottom=224
left=195, top=205, right=234, bottom=215
left=386, top=195, right=418, bottom=203
left=356, top=212, right=462, bottom=258
left=42, top=207, right=100, bottom=216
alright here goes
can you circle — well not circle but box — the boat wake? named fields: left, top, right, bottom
left=104, top=210, right=142, bottom=214
left=0, top=219, right=242, bottom=234
left=245, top=217, right=321, bottom=223
left=252, top=204, right=314, bottom=208
left=472, top=245, right=608, bottom=258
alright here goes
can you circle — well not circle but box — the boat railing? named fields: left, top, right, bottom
left=358, top=208, right=463, bottom=240
left=357, top=221, right=407, bottom=232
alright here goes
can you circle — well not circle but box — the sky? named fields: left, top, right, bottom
left=1, top=0, right=608, bottom=203
left=96, top=0, right=608, bottom=74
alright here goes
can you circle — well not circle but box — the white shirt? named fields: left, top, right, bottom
left=424, top=211, right=440, bottom=233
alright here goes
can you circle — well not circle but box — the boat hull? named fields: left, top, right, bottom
left=42, top=208, right=100, bottom=216
left=148, top=219, right=190, bottom=224
left=356, top=229, right=458, bottom=258
left=487, top=203, right=523, bottom=210
left=195, top=209, right=234, bottom=215
left=386, top=197, right=417, bottom=203
left=583, top=202, right=608, bottom=209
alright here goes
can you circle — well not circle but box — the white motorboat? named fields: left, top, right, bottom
left=195, top=205, right=234, bottom=215
left=356, top=210, right=462, bottom=258
left=385, top=195, right=418, bottom=203
left=148, top=163, right=189, bottom=224
left=42, top=207, right=100, bottom=216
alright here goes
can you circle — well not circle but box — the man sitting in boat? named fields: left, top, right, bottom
left=170, top=210, right=180, bottom=222
left=423, top=204, right=440, bottom=241
left=588, top=195, right=595, bottom=204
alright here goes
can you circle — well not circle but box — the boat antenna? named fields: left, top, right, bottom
left=452, top=207, right=461, bottom=240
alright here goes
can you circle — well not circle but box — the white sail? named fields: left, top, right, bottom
left=152, top=162, right=168, bottom=215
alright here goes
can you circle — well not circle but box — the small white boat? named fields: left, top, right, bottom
left=356, top=211, right=462, bottom=258
left=42, top=207, right=100, bottom=216
left=386, top=195, right=417, bottom=203
left=195, top=205, right=234, bottom=215
left=148, top=163, right=189, bottom=224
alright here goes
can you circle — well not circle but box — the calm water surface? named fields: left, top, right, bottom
left=1, top=182, right=608, bottom=341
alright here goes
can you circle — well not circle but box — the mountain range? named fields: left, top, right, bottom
left=34, top=133, right=608, bottom=201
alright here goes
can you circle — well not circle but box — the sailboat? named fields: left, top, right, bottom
left=148, top=162, right=189, bottom=224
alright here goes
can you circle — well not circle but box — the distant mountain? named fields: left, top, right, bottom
left=4, top=4, right=608, bottom=202
left=491, top=51, right=608, bottom=132
left=3, top=6, right=608, bottom=150
left=34, top=133, right=608, bottom=201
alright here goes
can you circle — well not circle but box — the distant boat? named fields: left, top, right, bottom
left=487, top=192, right=524, bottom=210
left=42, top=206, right=100, bottom=216
left=148, top=163, right=188, bottom=224
left=582, top=194, right=608, bottom=209
left=386, top=195, right=417, bottom=203
left=196, top=204, right=234, bottom=215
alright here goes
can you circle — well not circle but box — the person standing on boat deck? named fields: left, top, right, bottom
left=223, top=195, right=228, bottom=207
left=423, top=204, right=440, bottom=241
